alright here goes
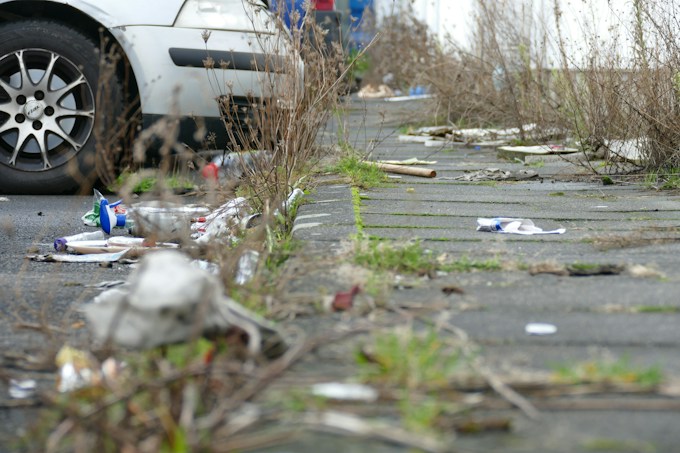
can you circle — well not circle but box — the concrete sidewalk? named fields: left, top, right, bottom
left=287, top=98, right=680, bottom=452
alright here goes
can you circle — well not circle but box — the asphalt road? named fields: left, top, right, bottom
left=0, top=195, right=133, bottom=449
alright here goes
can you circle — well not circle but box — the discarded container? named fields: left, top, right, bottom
left=525, top=323, right=557, bottom=335
left=82, top=189, right=127, bottom=227
left=100, top=199, right=133, bottom=234
left=129, top=203, right=209, bottom=241
left=331, top=285, right=360, bottom=312
left=234, top=250, right=260, bottom=285
left=54, top=230, right=105, bottom=252
left=311, top=382, right=378, bottom=402
left=55, top=346, right=99, bottom=393
left=9, top=379, right=37, bottom=399
left=202, top=150, right=271, bottom=181
left=193, top=197, right=250, bottom=243
left=477, top=218, right=565, bottom=235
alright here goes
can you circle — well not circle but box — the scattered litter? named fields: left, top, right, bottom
left=497, top=144, right=578, bottom=160
left=9, top=379, right=36, bottom=399
left=330, top=285, right=360, bottom=312
left=202, top=150, right=271, bottom=182
left=414, top=125, right=452, bottom=137
left=0, top=197, right=9, bottom=202
left=54, top=230, right=105, bottom=252
left=234, top=250, right=260, bottom=285
left=84, top=250, right=286, bottom=356
left=398, top=123, right=569, bottom=152
left=378, top=158, right=437, bottom=166
left=280, top=188, right=305, bottom=215
left=28, top=249, right=130, bottom=263
left=364, top=161, right=436, bottom=178
left=55, top=346, right=99, bottom=393
left=626, top=264, right=665, bottom=279
left=477, top=218, right=565, bottom=235
left=357, top=84, right=395, bottom=99
left=311, top=383, right=378, bottom=402
left=128, top=202, right=210, bottom=241
left=525, top=323, right=557, bottom=336
left=193, top=197, right=251, bottom=244
left=100, top=198, right=133, bottom=234
left=65, top=237, right=178, bottom=257
left=82, top=189, right=127, bottom=228
left=191, top=259, right=221, bottom=275
left=54, top=346, right=124, bottom=393
left=86, top=280, right=127, bottom=289
left=384, top=93, right=434, bottom=102
left=451, top=168, right=538, bottom=182
left=398, top=135, right=431, bottom=143
left=425, top=139, right=449, bottom=148
left=604, top=138, right=645, bottom=163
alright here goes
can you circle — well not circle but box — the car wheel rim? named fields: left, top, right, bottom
left=0, top=48, right=95, bottom=172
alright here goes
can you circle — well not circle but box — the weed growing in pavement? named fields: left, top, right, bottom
left=440, top=255, right=503, bottom=273
left=552, top=356, right=662, bottom=388
left=354, top=237, right=438, bottom=275
left=354, top=236, right=503, bottom=275
left=644, top=169, right=680, bottom=190
left=525, top=160, right=545, bottom=168
left=398, top=392, right=445, bottom=434
left=329, top=150, right=388, bottom=189
left=356, top=327, right=466, bottom=390
left=108, top=169, right=195, bottom=194
left=633, top=305, right=680, bottom=314
left=351, top=186, right=365, bottom=233
left=582, top=438, right=657, bottom=453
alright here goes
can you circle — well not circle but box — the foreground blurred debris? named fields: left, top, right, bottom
left=84, top=250, right=287, bottom=357
left=201, top=150, right=272, bottom=183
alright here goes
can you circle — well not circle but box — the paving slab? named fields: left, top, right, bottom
left=285, top=98, right=680, bottom=452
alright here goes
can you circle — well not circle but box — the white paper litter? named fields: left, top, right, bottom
left=28, top=249, right=131, bottom=263
left=525, top=323, right=557, bottom=335
left=9, top=379, right=37, bottom=399
left=311, top=383, right=379, bottom=402
left=477, top=218, right=565, bottom=235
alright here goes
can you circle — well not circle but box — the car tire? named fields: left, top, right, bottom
left=0, top=20, right=122, bottom=194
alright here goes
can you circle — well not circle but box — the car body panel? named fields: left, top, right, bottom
left=0, top=0, right=185, bottom=27
left=111, top=25, right=289, bottom=117
left=0, top=0, right=294, bottom=117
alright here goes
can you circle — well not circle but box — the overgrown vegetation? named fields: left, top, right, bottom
left=362, top=1, right=680, bottom=175
left=552, top=356, right=663, bottom=388
left=20, top=4, right=356, bottom=451
left=354, top=237, right=502, bottom=274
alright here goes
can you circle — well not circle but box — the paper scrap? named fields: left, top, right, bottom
left=28, top=249, right=131, bottom=263
left=525, top=323, right=557, bottom=335
left=378, top=158, right=437, bottom=165
left=477, top=218, right=565, bottom=235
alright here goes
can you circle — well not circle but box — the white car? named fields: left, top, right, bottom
left=0, top=0, right=295, bottom=194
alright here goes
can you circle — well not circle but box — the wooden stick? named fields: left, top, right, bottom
left=364, top=161, right=437, bottom=178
